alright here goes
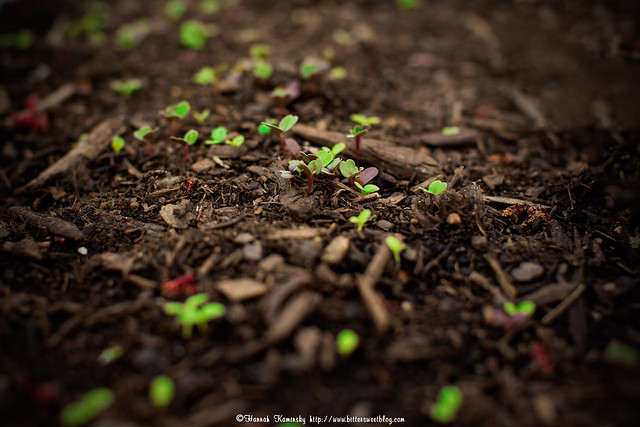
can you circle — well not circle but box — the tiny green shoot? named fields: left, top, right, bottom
left=503, top=301, right=536, bottom=317
left=115, top=19, right=150, bottom=51
left=163, top=100, right=191, bottom=137
left=133, top=126, right=158, bottom=155
left=171, top=129, right=199, bottom=165
left=60, top=388, right=114, bottom=427
left=205, top=126, right=228, bottom=145
left=193, top=66, right=217, bottom=85
left=346, top=121, right=372, bottom=167
left=336, top=329, right=359, bottom=357
left=385, top=235, right=406, bottom=265
left=419, top=180, right=447, bottom=210
left=250, top=44, right=272, bottom=61
left=192, top=109, right=210, bottom=124
left=110, top=79, right=142, bottom=97
left=295, top=153, right=323, bottom=196
left=350, top=114, right=380, bottom=127
left=180, top=20, right=212, bottom=50
left=397, top=0, right=422, bottom=10
left=429, top=385, right=463, bottom=424
left=163, top=293, right=226, bottom=339
left=442, top=126, right=460, bottom=136
left=165, top=0, right=186, bottom=19
left=149, top=375, right=175, bottom=408
left=253, top=62, right=273, bottom=81
left=349, top=209, right=371, bottom=232
left=98, top=345, right=123, bottom=366
left=110, top=135, right=125, bottom=154
left=225, top=135, right=245, bottom=147
left=329, top=66, right=347, bottom=80
left=261, top=114, right=299, bottom=154
left=258, top=119, right=276, bottom=136
left=355, top=181, right=379, bottom=194
left=200, top=0, right=221, bottom=14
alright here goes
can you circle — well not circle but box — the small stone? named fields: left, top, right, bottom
left=376, top=220, right=394, bottom=231
left=234, top=232, right=254, bottom=244
left=511, top=262, right=544, bottom=282
left=216, top=278, right=268, bottom=302
left=77, top=246, right=88, bottom=255
left=191, top=158, right=216, bottom=173
left=446, top=213, right=462, bottom=225
left=471, top=235, right=488, bottom=251
left=243, top=241, right=263, bottom=261
left=321, top=236, right=350, bottom=266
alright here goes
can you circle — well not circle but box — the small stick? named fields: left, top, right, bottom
left=541, top=284, right=586, bottom=325
left=483, top=254, right=518, bottom=299
left=358, top=240, right=392, bottom=333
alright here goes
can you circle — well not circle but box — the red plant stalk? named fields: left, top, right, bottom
left=183, top=145, right=189, bottom=165
left=429, top=194, right=434, bottom=210
left=306, top=176, right=315, bottom=196
left=168, top=119, right=175, bottom=138
left=146, top=139, right=153, bottom=156
left=279, top=132, right=286, bottom=153
left=355, top=135, right=362, bottom=167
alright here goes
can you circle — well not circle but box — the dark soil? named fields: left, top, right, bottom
left=1, top=1, right=640, bottom=426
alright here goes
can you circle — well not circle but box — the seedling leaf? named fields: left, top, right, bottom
left=358, top=167, right=378, bottom=185
left=149, top=375, right=175, bottom=408
left=279, top=114, right=299, bottom=132
left=349, top=209, right=371, bottom=231
left=355, top=182, right=379, bottom=194
left=336, top=329, right=359, bottom=357
left=429, top=385, right=463, bottom=424
left=206, top=126, right=228, bottom=144
left=503, top=300, right=536, bottom=317
left=193, top=66, right=216, bottom=85
left=60, top=388, right=114, bottom=427
left=350, top=113, right=380, bottom=126
left=184, top=130, right=198, bottom=145
left=226, top=135, right=245, bottom=147
left=427, top=180, right=447, bottom=195
left=385, top=235, right=406, bottom=265
left=110, top=135, right=125, bottom=153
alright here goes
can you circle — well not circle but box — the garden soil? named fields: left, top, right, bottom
left=1, top=0, right=639, bottom=426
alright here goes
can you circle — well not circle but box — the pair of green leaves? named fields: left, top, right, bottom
left=165, top=100, right=191, bottom=120
left=503, top=300, right=536, bottom=317
left=110, top=79, right=141, bottom=97
left=340, top=159, right=379, bottom=194
left=260, top=114, right=298, bottom=135
left=60, top=388, right=114, bottom=427
left=430, top=385, right=463, bottom=423
left=164, top=293, right=226, bottom=339
left=205, top=126, right=245, bottom=146
left=133, top=126, right=157, bottom=142
left=349, top=209, right=371, bottom=231
left=420, top=179, right=447, bottom=196
left=336, top=329, right=359, bottom=357
left=350, top=113, right=380, bottom=127
left=180, top=20, right=214, bottom=50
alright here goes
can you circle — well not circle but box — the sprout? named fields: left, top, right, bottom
left=166, top=0, right=186, bottom=19
left=295, top=153, right=323, bottom=196
left=180, top=20, right=212, bottom=50
left=250, top=44, right=272, bottom=61
left=350, top=114, right=380, bottom=127
left=385, top=235, right=406, bottom=265
left=503, top=300, right=536, bottom=317
left=205, top=126, right=228, bottom=145
left=261, top=114, right=299, bottom=154
left=336, top=329, right=359, bottom=357
left=149, top=375, right=175, bottom=408
left=193, top=66, right=217, bottom=85
left=330, top=66, right=347, bottom=80
left=258, top=119, right=276, bottom=136
left=115, top=19, right=150, bottom=51
left=171, top=129, right=199, bottom=165
left=163, top=293, right=226, bottom=339
left=192, top=109, right=210, bottom=124
left=349, top=209, right=371, bottom=232
left=441, top=126, right=460, bottom=136
left=418, top=180, right=447, bottom=210
left=110, top=79, right=142, bottom=97
left=110, top=135, right=125, bottom=153
left=429, top=385, right=463, bottom=424
left=253, top=62, right=273, bottom=81
left=346, top=124, right=368, bottom=167
left=225, top=135, right=245, bottom=147
left=60, top=388, right=114, bottom=427
left=98, top=345, right=123, bottom=366
left=133, top=126, right=158, bottom=155
left=200, top=0, right=221, bottom=14
left=163, top=100, right=191, bottom=137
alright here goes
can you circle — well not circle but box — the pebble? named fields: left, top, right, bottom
left=446, top=212, right=462, bottom=225
left=511, top=262, right=544, bottom=282
left=376, top=220, right=394, bottom=231
left=471, top=235, right=488, bottom=251
left=77, top=246, right=88, bottom=255
left=321, top=236, right=350, bottom=265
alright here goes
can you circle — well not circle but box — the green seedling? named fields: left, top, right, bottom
left=0, top=29, right=34, bottom=49
left=164, top=293, right=226, bottom=339
left=149, top=375, right=175, bottom=408
left=339, top=159, right=362, bottom=186
left=65, top=7, right=109, bottom=46
left=163, top=100, right=191, bottom=137
left=442, top=126, right=460, bottom=136
left=98, top=345, right=123, bottom=366
left=346, top=125, right=368, bottom=167
left=324, top=143, right=346, bottom=156
left=133, top=126, right=158, bottom=155
left=253, top=62, right=273, bottom=81
left=296, top=153, right=323, bottom=196
left=271, top=81, right=300, bottom=117
left=429, top=385, right=463, bottom=424
left=110, top=79, right=142, bottom=97
left=192, top=109, right=210, bottom=124
left=250, top=44, right=272, bottom=61
left=60, top=388, right=114, bottom=427
left=205, top=126, right=228, bottom=145
left=333, top=28, right=355, bottom=46
left=385, top=235, right=406, bottom=265
left=193, top=66, right=217, bottom=86
left=503, top=300, right=536, bottom=317
left=315, top=148, right=342, bottom=184
left=225, top=135, right=245, bottom=147
left=180, top=20, right=212, bottom=50
left=349, top=209, right=371, bottom=232
left=355, top=181, right=379, bottom=194
left=329, top=66, right=347, bottom=80
left=336, top=329, right=359, bottom=357
left=171, top=129, right=199, bottom=165
left=165, top=0, right=186, bottom=19
left=279, top=160, right=301, bottom=188
left=350, top=114, right=381, bottom=127
left=299, top=58, right=328, bottom=94
left=604, top=340, right=638, bottom=368
left=115, top=19, right=151, bottom=50
left=200, top=0, right=221, bottom=14
left=111, top=135, right=125, bottom=153
left=261, top=114, right=299, bottom=154
left=355, top=166, right=379, bottom=194
left=419, top=180, right=447, bottom=210
left=397, top=0, right=422, bottom=10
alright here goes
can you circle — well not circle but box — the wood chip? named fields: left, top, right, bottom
left=321, top=235, right=350, bottom=265
left=418, top=127, right=478, bottom=147
left=98, top=252, right=135, bottom=275
left=266, top=291, right=322, bottom=344
left=159, top=200, right=195, bottom=229
left=386, top=335, right=432, bottom=362
left=191, top=158, right=216, bottom=173
left=293, top=124, right=440, bottom=180
left=358, top=240, right=392, bottom=333
left=1, top=238, right=44, bottom=260
left=216, top=278, right=268, bottom=302
left=266, top=226, right=326, bottom=240
left=8, top=206, right=84, bottom=240
left=541, top=284, right=586, bottom=325
left=511, top=262, right=544, bottom=282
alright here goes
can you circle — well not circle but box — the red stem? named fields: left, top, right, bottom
left=183, top=145, right=188, bottom=165
left=168, top=119, right=175, bottom=138
left=279, top=132, right=286, bottom=154
left=356, top=136, right=361, bottom=167
left=429, top=194, right=434, bottom=210
left=306, top=176, right=314, bottom=197
left=146, top=139, right=153, bottom=156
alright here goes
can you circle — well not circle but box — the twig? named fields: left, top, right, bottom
left=358, top=240, right=392, bottom=333
left=202, top=213, right=247, bottom=230
left=483, top=195, right=551, bottom=209
left=541, top=284, right=586, bottom=325
left=8, top=206, right=84, bottom=240
left=483, top=254, right=518, bottom=299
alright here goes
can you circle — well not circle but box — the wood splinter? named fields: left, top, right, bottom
left=358, top=240, right=392, bottom=334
